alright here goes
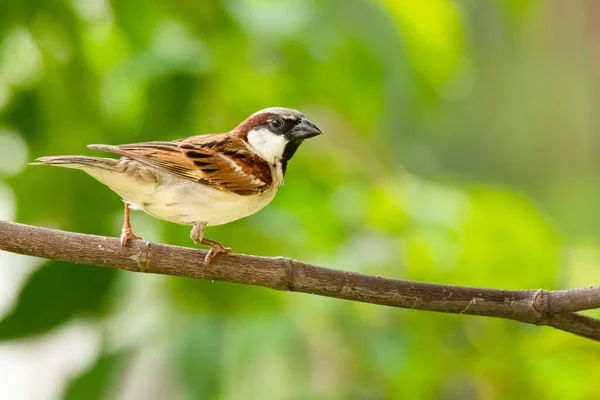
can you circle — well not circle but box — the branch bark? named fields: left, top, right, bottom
left=0, top=221, right=599, bottom=341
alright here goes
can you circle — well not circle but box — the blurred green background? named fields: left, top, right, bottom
left=0, top=0, right=599, bottom=398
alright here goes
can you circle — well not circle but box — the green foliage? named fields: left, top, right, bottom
left=0, top=0, right=598, bottom=398
left=63, top=351, right=125, bottom=400
left=0, top=262, right=115, bottom=339
left=178, top=318, right=226, bottom=399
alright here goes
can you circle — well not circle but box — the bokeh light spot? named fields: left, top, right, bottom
left=0, top=129, right=29, bottom=177
left=0, top=28, right=44, bottom=88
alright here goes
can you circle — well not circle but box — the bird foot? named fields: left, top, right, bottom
left=120, top=228, right=142, bottom=247
left=202, top=239, right=232, bottom=264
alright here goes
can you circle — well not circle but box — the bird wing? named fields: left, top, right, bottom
left=89, top=133, right=272, bottom=196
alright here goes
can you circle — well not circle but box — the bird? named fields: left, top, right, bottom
left=30, top=107, right=322, bottom=264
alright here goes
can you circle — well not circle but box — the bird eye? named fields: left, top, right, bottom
left=269, top=118, right=284, bottom=131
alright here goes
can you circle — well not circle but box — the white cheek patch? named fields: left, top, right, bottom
left=247, top=127, right=287, bottom=164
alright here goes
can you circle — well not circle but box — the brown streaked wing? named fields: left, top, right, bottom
left=89, top=134, right=272, bottom=195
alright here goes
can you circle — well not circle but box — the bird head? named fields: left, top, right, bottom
left=233, top=107, right=322, bottom=170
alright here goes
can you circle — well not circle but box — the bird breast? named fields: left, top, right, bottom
left=86, top=161, right=282, bottom=226
left=141, top=176, right=280, bottom=226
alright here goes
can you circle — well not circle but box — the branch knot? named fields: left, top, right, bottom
left=137, top=242, right=153, bottom=272
left=533, top=289, right=548, bottom=318
left=281, top=256, right=297, bottom=291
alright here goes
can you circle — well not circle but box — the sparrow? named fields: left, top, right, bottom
left=31, top=107, right=322, bottom=264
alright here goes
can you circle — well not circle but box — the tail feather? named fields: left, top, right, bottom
left=29, top=156, right=119, bottom=171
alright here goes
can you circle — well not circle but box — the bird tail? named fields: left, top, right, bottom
left=29, top=156, right=119, bottom=171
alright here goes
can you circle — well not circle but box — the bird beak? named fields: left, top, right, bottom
left=289, top=119, right=322, bottom=140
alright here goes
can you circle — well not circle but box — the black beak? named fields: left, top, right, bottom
left=289, top=119, right=322, bottom=140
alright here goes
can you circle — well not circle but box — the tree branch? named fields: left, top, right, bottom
left=0, top=221, right=599, bottom=341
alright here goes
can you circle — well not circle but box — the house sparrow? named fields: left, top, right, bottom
left=31, top=107, right=322, bottom=264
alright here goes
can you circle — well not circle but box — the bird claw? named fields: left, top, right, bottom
left=120, top=229, right=142, bottom=247
left=204, top=244, right=232, bottom=265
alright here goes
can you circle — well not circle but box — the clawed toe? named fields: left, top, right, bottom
left=190, top=223, right=232, bottom=264
left=120, top=230, right=142, bottom=247
left=203, top=242, right=232, bottom=265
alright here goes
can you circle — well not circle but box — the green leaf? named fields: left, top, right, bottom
left=62, top=351, right=125, bottom=400
left=178, top=318, right=224, bottom=399
left=0, top=261, right=116, bottom=339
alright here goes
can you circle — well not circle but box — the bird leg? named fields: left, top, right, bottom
left=121, top=202, right=142, bottom=246
left=190, top=221, right=232, bottom=264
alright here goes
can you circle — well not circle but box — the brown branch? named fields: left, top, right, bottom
left=0, top=221, right=599, bottom=341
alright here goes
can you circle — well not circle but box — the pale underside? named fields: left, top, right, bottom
left=85, top=159, right=281, bottom=226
